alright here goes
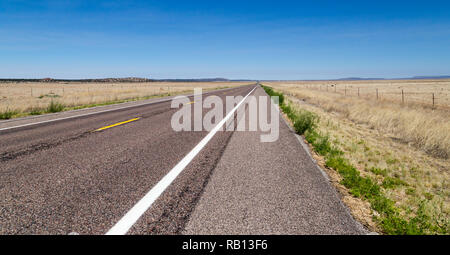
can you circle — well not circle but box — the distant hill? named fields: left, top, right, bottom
left=156, top=78, right=230, bottom=82
left=1, top=75, right=449, bottom=83
left=410, top=75, right=450, bottom=79
left=327, top=76, right=450, bottom=81
left=336, top=77, right=385, bottom=81
left=0, top=77, right=233, bottom=83
left=0, top=77, right=153, bottom=83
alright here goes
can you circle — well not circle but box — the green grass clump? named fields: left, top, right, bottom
left=0, top=109, right=17, bottom=119
left=46, top=101, right=65, bottom=113
left=38, top=93, right=61, bottom=99
left=326, top=156, right=381, bottom=199
left=382, top=176, right=408, bottom=189
left=369, top=167, right=388, bottom=176
left=29, top=107, right=43, bottom=115
left=305, top=130, right=341, bottom=157
left=280, top=103, right=296, bottom=120
left=293, top=111, right=317, bottom=135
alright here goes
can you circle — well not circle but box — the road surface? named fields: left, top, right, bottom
left=0, top=84, right=367, bottom=234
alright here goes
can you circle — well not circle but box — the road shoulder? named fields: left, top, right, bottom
left=183, top=86, right=368, bottom=234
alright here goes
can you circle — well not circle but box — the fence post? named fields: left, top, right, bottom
left=402, top=90, right=404, bottom=104
left=376, top=88, right=378, bottom=100
left=358, top=87, right=360, bottom=97
left=344, top=85, right=347, bottom=96
left=432, top=93, right=435, bottom=108
left=335, top=84, right=337, bottom=93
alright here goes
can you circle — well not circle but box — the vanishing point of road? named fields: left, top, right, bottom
left=0, top=84, right=367, bottom=234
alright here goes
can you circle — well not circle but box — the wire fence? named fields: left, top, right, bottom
left=298, top=83, right=450, bottom=109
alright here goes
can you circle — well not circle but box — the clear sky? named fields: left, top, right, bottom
left=1, top=0, right=450, bottom=80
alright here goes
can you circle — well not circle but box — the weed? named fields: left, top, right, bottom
left=29, top=107, right=43, bottom=115
left=406, top=188, right=416, bottom=195
left=386, top=157, right=399, bottom=165
left=369, top=167, right=388, bottom=176
left=305, top=131, right=341, bottom=157
left=293, top=110, right=318, bottom=135
left=423, top=192, right=434, bottom=200
left=46, top=101, right=65, bottom=113
left=0, top=109, right=17, bottom=119
left=38, top=93, right=60, bottom=99
left=326, top=156, right=381, bottom=199
left=382, top=176, right=408, bottom=189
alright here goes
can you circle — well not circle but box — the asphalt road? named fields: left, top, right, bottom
left=0, top=84, right=367, bottom=235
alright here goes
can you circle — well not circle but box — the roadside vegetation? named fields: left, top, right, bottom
left=262, top=85, right=449, bottom=235
left=0, top=93, right=173, bottom=119
left=0, top=82, right=244, bottom=120
left=267, top=82, right=450, bottom=159
left=0, top=109, right=17, bottom=119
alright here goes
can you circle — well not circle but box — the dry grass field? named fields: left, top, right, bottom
left=0, top=81, right=248, bottom=118
left=268, top=79, right=450, bottom=109
left=264, top=80, right=449, bottom=234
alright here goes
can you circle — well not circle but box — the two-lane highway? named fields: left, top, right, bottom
left=0, top=85, right=255, bottom=234
left=0, top=84, right=367, bottom=235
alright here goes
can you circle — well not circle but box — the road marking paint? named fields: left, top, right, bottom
left=94, top=118, right=140, bottom=132
left=105, top=86, right=257, bottom=235
left=185, top=101, right=195, bottom=105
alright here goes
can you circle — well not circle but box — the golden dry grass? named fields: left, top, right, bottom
left=267, top=79, right=450, bottom=109
left=266, top=81, right=450, bottom=159
left=265, top=81, right=449, bottom=233
left=0, top=81, right=248, bottom=115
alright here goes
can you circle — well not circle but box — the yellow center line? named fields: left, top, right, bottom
left=94, top=117, right=141, bottom=132
left=185, top=101, right=195, bottom=105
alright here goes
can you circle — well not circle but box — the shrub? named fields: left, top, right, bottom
left=293, top=110, right=318, bottom=135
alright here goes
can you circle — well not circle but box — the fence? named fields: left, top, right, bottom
left=298, top=83, right=450, bottom=109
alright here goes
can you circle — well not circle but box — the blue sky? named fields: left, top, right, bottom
left=1, top=0, right=450, bottom=79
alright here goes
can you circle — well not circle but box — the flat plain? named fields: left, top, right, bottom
left=0, top=81, right=248, bottom=118
left=267, top=79, right=450, bottom=108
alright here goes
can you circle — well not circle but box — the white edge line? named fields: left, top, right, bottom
left=0, top=86, right=245, bottom=132
left=105, top=86, right=257, bottom=235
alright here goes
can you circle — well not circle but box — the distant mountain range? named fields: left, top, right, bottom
left=332, top=75, right=450, bottom=81
left=335, top=77, right=385, bottom=81
left=1, top=75, right=449, bottom=83
left=410, top=75, right=450, bottom=79
left=260, top=75, right=450, bottom=81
